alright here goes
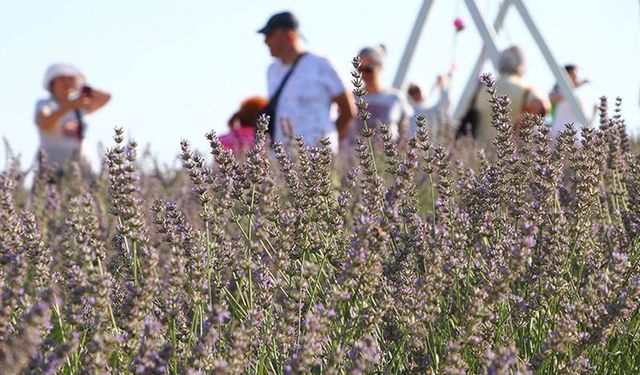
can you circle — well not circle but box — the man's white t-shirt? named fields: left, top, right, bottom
left=267, top=52, right=345, bottom=150
left=550, top=87, right=593, bottom=139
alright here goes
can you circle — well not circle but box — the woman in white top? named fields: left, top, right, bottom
left=35, top=63, right=111, bottom=174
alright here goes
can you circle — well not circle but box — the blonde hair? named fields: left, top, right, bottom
left=358, top=44, right=387, bottom=67
left=498, top=46, right=526, bottom=75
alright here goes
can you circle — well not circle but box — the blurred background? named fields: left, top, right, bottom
left=1, top=0, right=638, bottom=170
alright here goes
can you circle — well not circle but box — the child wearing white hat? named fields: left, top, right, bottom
left=35, top=63, right=111, bottom=174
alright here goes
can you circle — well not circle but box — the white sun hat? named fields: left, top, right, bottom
left=42, top=63, right=86, bottom=91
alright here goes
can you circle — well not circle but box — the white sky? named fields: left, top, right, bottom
left=1, top=0, right=639, bottom=170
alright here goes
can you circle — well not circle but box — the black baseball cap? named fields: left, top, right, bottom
left=257, top=11, right=299, bottom=35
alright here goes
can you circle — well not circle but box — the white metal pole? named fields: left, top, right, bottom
left=392, top=0, right=436, bottom=89
left=453, top=0, right=512, bottom=120
left=511, top=0, right=588, bottom=125
left=463, top=0, right=502, bottom=68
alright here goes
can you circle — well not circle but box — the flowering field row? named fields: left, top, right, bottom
left=0, top=70, right=638, bottom=374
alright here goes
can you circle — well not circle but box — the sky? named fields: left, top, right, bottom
left=1, top=0, right=639, bottom=171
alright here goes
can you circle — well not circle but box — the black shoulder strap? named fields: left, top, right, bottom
left=263, top=52, right=306, bottom=141
left=269, top=52, right=306, bottom=106
left=74, top=109, right=86, bottom=140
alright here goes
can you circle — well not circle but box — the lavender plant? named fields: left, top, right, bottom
left=0, top=69, right=638, bottom=374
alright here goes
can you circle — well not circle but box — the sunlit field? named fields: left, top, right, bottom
left=1, top=71, right=639, bottom=374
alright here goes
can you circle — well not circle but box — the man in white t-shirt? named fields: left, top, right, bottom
left=549, top=64, right=596, bottom=139
left=258, top=11, right=355, bottom=151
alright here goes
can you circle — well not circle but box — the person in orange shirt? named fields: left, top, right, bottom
left=219, top=96, right=268, bottom=156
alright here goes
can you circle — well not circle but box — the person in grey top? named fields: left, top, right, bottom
left=351, top=45, right=414, bottom=144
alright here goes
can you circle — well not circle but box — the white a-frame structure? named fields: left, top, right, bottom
left=393, top=0, right=588, bottom=125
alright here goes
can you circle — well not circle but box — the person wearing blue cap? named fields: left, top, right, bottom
left=258, top=11, right=355, bottom=152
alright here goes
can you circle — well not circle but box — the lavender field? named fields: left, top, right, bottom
left=1, top=71, right=639, bottom=374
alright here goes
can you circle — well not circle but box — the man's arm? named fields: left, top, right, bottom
left=36, top=98, right=83, bottom=131
left=525, top=89, right=551, bottom=117
left=549, top=91, right=564, bottom=104
left=332, top=90, right=356, bottom=141
left=548, top=84, right=564, bottom=104
left=36, top=90, right=111, bottom=131
left=84, top=89, right=111, bottom=114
